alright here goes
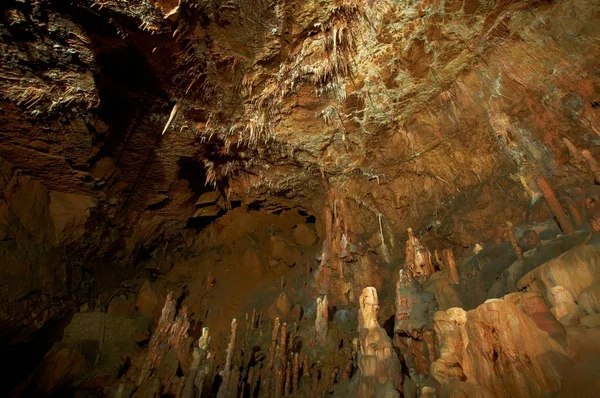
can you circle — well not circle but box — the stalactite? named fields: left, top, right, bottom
left=441, top=248, right=459, bottom=284
left=316, top=204, right=334, bottom=294
left=378, top=213, right=391, bottom=262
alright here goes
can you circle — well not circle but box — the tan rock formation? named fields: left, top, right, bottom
left=405, top=228, right=435, bottom=280
left=433, top=294, right=573, bottom=397
left=357, top=287, right=402, bottom=397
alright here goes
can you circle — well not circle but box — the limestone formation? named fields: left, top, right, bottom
left=405, top=228, right=435, bottom=280
left=356, top=287, right=402, bottom=397
left=5, top=1, right=600, bottom=397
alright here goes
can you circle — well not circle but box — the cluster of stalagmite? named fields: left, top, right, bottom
left=108, top=171, right=600, bottom=398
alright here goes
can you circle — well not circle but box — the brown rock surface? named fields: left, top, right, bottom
left=433, top=294, right=574, bottom=397
left=3, top=0, right=600, bottom=396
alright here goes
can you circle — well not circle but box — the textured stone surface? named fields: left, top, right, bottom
left=3, top=0, right=600, bottom=396
left=433, top=293, right=573, bottom=397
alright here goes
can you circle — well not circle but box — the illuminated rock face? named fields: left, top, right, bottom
left=357, top=287, right=402, bottom=397
left=432, top=294, right=573, bottom=398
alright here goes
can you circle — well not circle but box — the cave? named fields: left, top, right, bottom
left=1, top=0, right=600, bottom=397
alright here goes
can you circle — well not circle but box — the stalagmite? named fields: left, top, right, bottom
left=431, top=308, right=468, bottom=386
left=315, top=295, right=329, bottom=344
left=247, top=367, right=255, bottom=397
left=182, top=327, right=211, bottom=398
left=303, top=354, right=309, bottom=377
left=279, top=322, right=288, bottom=362
left=405, top=228, right=435, bottom=279
left=137, top=292, right=182, bottom=386
left=394, top=269, right=437, bottom=379
left=394, top=270, right=416, bottom=334
left=275, top=322, right=287, bottom=397
left=217, top=319, right=238, bottom=398
left=284, top=360, right=292, bottom=396
left=442, top=248, right=459, bottom=284
left=269, top=317, right=281, bottom=368
left=292, top=353, right=299, bottom=394
left=536, top=176, right=575, bottom=235
left=434, top=249, right=443, bottom=269
left=356, top=287, right=402, bottom=397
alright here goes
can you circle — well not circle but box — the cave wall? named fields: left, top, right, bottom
left=1, top=0, right=600, bottom=368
